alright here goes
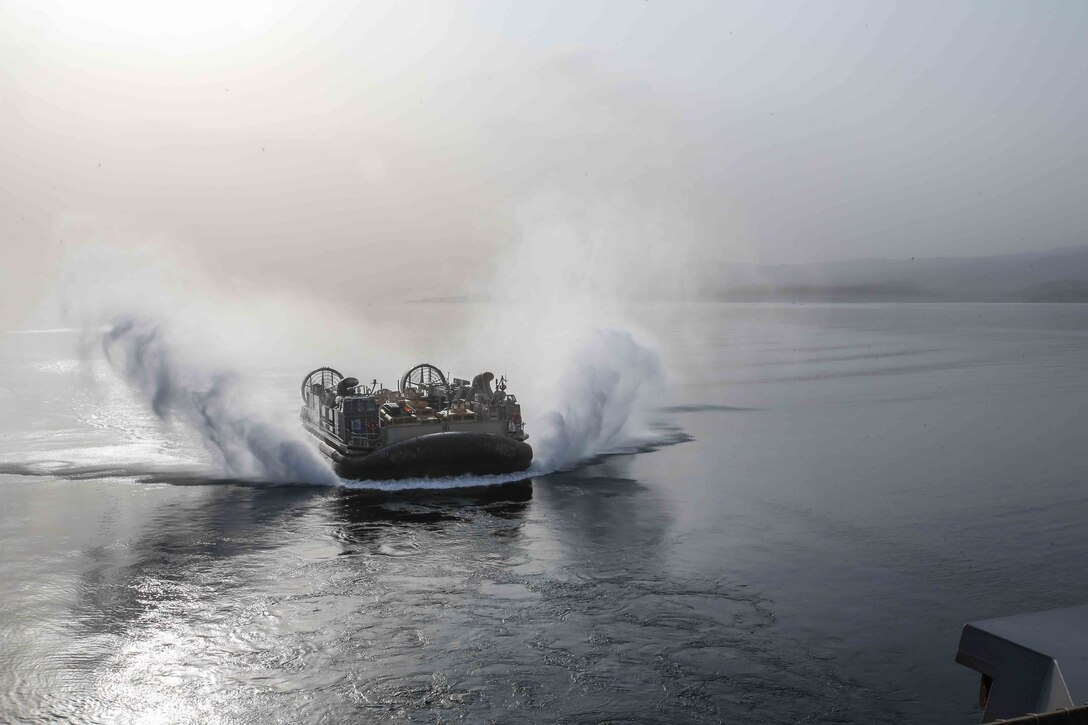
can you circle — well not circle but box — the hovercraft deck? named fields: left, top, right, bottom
left=300, top=364, right=532, bottom=481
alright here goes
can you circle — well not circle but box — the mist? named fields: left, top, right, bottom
left=52, top=200, right=675, bottom=481
left=5, top=2, right=1087, bottom=331
left=5, top=5, right=1088, bottom=721
left=3, top=1, right=1086, bottom=475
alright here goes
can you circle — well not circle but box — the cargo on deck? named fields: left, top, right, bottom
left=300, top=363, right=532, bottom=480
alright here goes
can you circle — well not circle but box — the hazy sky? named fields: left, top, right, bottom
left=2, top=1, right=1086, bottom=322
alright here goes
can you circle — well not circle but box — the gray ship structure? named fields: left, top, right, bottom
left=957, top=604, right=1088, bottom=722
left=300, top=363, right=532, bottom=480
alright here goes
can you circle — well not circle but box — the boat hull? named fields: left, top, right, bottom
left=316, top=431, right=533, bottom=480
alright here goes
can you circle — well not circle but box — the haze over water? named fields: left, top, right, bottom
left=3, top=3, right=1088, bottom=723
left=3, top=302, right=1087, bottom=723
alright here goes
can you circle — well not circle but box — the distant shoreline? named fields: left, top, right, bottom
left=409, top=246, right=1088, bottom=304
left=702, top=281, right=1088, bottom=304
left=404, top=295, right=1088, bottom=304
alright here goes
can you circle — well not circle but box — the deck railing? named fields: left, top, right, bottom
left=987, top=704, right=1088, bottom=723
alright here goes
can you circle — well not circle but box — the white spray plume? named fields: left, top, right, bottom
left=97, top=315, right=338, bottom=484
left=528, top=328, right=664, bottom=470
left=60, top=243, right=349, bottom=484
left=447, top=195, right=678, bottom=472
left=56, top=202, right=682, bottom=485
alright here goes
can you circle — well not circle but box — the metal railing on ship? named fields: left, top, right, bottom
left=986, top=704, right=1088, bottom=723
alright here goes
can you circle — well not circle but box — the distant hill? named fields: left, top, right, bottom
left=703, top=246, right=1088, bottom=302
left=1011, top=279, right=1088, bottom=303
left=404, top=246, right=1088, bottom=304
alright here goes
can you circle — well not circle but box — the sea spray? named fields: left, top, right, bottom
left=528, top=329, right=665, bottom=471
left=60, top=237, right=678, bottom=486
left=98, top=316, right=338, bottom=484
left=96, top=312, right=665, bottom=482
left=457, top=196, right=680, bottom=473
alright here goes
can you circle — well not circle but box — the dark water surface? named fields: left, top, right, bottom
left=2, top=304, right=1087, bottom=723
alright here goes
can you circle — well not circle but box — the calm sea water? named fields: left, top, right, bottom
left=2, top=303, right=1087, bottom=724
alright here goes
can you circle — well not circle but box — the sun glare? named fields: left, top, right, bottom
left=35, top=0, right=291, bottom=54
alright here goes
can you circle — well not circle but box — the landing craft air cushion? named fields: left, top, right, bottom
left=300, top=364, right=533, bottom=480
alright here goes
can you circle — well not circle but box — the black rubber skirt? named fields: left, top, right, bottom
left=322, top=431, right=533, bottom=480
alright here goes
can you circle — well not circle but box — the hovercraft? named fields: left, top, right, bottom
left=300, top=364, right=532, bottom=480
